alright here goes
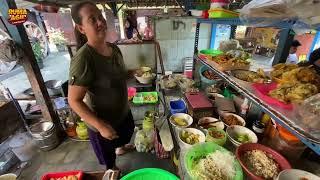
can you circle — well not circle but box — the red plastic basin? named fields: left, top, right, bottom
left=252, top=83, right=293, bottom=110
left=236, top=143, right=291, bottom=180
left=41, top=170, right=84, bottom=180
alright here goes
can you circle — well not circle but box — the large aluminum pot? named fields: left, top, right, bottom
left=29, top=121, right=59, bottom=151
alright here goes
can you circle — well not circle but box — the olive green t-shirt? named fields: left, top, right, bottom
left=69, top=43, right=129, bottom=131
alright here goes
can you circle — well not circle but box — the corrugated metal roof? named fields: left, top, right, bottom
left=18, top=0, right=209, bottom=8
left=15, top=0, right=37, bottom=8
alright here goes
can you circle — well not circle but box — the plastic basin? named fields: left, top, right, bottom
left=121, top=168, right=179, bottom=180
left=183, top=142, right=243, bottom=180
left=208, top=8, right=239, bottom=18
left=236, top=143, right=291, bottom=180
left=170, top=100, right=187, bottom=114
left=199, top=49, right=223, bottom=56
left=133, top=92, right=158, bottom=104
left=276, top=123, right=300, bottom=143
left=252, top=83, right=293, bottom=110
left=199, top=65, right=219, bottom=86
left=41, top=170, right=83, bottom=180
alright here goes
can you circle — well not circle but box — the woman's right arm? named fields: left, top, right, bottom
left=68, top=85, right=118, bottom=140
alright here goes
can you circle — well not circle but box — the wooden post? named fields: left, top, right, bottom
left=273, top=29, right=294, bottom=65
left=0, top=0, right=61, bottom=129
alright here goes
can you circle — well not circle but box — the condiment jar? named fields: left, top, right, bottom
left=252, top=120, right=265, bottom=142
left=76, top=122, right=89, bottom=140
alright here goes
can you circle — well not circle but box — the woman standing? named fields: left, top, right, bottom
left=68, top=1, right=134, bottom=175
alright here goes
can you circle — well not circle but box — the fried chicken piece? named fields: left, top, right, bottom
left=297, top=67, right=317, bottom=83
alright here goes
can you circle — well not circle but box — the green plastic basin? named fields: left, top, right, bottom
left=199, top=49, right=223, bottom=56
left=183, top=142, right=243, bottom=180
left=121, top=168, right=179, bottom=180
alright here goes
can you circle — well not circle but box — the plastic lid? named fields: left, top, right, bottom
left=276, top=123, right=300, bottom=143
left=9, top=136, right=26, bottom=148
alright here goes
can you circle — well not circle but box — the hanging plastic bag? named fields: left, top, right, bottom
left=218, top=39, right=241, bottom=52
left=153, top=128, right=169, bottom=159
left=239, top=0, right=320, bottom=30
left=239, top=0, right=294, bottom=23
left=296, top=94, right=320, bottom=136
left=0, top=38, right=24, bottom=63
left=134, top=129, right=154, bottom=152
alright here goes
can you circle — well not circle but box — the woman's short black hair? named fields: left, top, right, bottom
left=309, top=48, right=320, bottom=64
left=71, top=1, right=96, bottom=50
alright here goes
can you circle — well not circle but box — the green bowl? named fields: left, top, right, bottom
left=183, top=142, right=243, bottom=180
left=205, top=128, right=227, bottom=146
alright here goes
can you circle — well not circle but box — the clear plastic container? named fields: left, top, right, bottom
left=269, top=132, right=306, bottom=161
left=9, top=132, right=37, bottom=161
left=0, top=149, right=19, bottom=175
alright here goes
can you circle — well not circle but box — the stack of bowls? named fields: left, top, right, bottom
left=226, top=125, right=258, bottom=148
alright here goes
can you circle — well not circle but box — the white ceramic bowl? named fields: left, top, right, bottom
left=207, top=93, right=224, bottom=104
left=141, top=66, right=151, bottom=72
left=134, top=73, right=156, bottom=84
left=169, top=113, right=193, bottom=129
left=220, top=112, right=246, bottom=127
left=226, top=125, right=258, bottom=147
left=276, top=169, right=320, bottom=180
left=190, top=9, right=203, bottom=17
left=198, top=117, right=224, bottom=133
left=0, top=174, right=17, bottom=180
left=178, top=128, right=205, bottom=149
left=208, top=93, right=224, bottom=98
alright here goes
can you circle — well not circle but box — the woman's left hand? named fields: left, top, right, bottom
left=98, top=123, right=119, bottom=140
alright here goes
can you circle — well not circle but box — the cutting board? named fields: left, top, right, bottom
left=185, top=92, right=213, bottom=109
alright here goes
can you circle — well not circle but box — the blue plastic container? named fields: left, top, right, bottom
left=170, top=100, right=187, bottom=114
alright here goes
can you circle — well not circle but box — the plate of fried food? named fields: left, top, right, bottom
left=207, top=50, right=251, bottom=71
left=253, top=82, right=318, bottom=109
left=252, top=64, right=320, bottom=109
left=268, top=83, right=318, bottom=104
left=270, top=63, right=320, bottom=86
left=230, top=69, right=271, bottom=84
